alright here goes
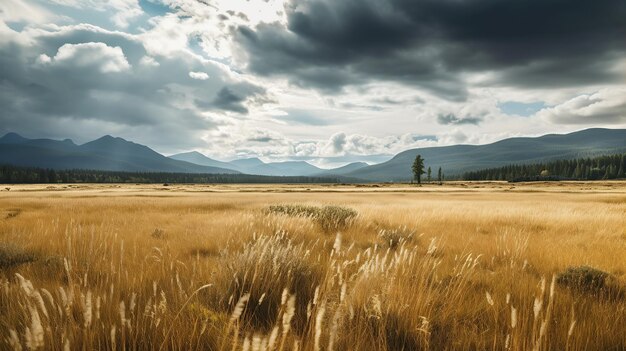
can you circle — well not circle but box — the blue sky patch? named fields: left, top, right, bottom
left=139, top=0, right=172, bottom=17
left=498, top=101, right=547, bottom=117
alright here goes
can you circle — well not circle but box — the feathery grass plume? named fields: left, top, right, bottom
left=82, top=291, right=93, bottom=328
left=279, top=294, right=296, bottom=351
left=110, top=326, right=116, bottom=351
left=32, top=291, right=48, bottom=319
left=119, top=301, right=126, bottom=326
left=242, top=336, right=251, bottom=351
left=485, top=291, right=494, bottom=306
left=533, top=298, right=542, bottom=320
left=332, top=232, right=342, bottom=254
left=268, top=327, right=279, bottom=350
left=510, top=306, right=517, bottom=328
left=7, top=329, right=22, bottom=351
left=567, top=306, right=577, bottom=349
left=568, top=320, right=576, bottom=337
left=230, top=293, right=251, bottom=324
left=327, top=308, right=342, bottom=351
left=15, top=273, right=34, bottom=296
left=40, top=288, right=55, bottom=313
left=96, top=296, right=101, bottom=320
left=130, top=292, right=137, bottom=315
left=282, top=294, right=296, bottom=334
left=25, top=305, right=44, bottom=350
left=251, top=335, right=261, bottom=351
left=313, top=302, right=326, bottom=351
left=426, top=238, right=438, bottom=255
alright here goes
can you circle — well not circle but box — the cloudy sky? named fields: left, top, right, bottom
left=1, top=0, right=625, bottom=167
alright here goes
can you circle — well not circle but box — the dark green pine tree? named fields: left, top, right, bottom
left=412, top=155, right=425, bottom=184
left=427, top=167, right=432, bottom=183
left=437, top=167, right=443, bottom=185
left=618, top=155, right=626, bottom=178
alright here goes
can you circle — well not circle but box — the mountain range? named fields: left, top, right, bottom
left=2, top=128, right=626, bottom=181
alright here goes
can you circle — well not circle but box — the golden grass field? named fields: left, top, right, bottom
left=1, top=181, right=626, bottom=350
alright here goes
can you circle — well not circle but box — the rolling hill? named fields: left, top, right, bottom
left=315, top=162, right=369, bottom=176
left=345, top=128, right=626, bottom=181
left=169, top=151, right=238, bottom=171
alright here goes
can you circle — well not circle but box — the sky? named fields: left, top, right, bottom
left=0, top=0, right=625, bottom=167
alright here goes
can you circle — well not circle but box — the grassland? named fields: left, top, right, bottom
left=1, top=182, right=625, bottom=350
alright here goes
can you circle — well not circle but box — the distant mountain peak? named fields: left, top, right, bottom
left=85, top=135, right=137, bottom=147
left=0, top=132, right=28, bottom=143
left=97, top=135, right=123, bottom=142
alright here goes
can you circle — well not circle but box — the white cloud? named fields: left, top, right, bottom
left=48, top=0, right=143, bottom=28
left=139, top=56, right=159, bottom=67
left=0, top=0, right=53, bottom=23
left=52, top=42, right=131, bottom=73
left=36, top=54, right=51, bottom=64
left=189, top=71, right=209, bottom=80
left=537, top=88, right=626, bottom=125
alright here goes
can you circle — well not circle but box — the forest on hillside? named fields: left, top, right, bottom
left=0, top=165, right=347, bottom=184
left=463, top=153, right=626, bottom=181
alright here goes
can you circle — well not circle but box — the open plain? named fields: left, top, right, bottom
left=1, top=182, right=626, bottom=350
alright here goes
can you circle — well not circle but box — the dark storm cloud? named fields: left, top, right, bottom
left=198, top=84, right=268, bottom=114
left=236, top=0, right=626, bottom=99
left=211, top=87, right=250, bottom=113
left=437, top=114, right=482, bottom=126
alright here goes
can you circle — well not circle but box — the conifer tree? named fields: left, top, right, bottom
left=411, top=155, right=425, bottom=184
left=437, top=167, right=443, bottom=185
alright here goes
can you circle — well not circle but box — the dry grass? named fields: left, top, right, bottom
left=1, top=182, right=626, bottom=350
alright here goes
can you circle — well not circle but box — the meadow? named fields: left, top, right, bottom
left=1, top=182, right=625, bottom=350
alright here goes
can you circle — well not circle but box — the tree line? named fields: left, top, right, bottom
left=463, top=153, right=626, bottom=181
left=0, top=165, right=348, bottom=184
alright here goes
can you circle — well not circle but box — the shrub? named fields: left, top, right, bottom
left=267, top=204, right=358, bottom=233
left=4, top=208, right=21, bottom=219
left=556, top=266, right=621, bottom=296
left=378, top=226, right=416, bottom=249
left=316, top=206, right=358, bottom=233
left=267, top=204, right=318, bottom=218
left=0, top=243, right=37, bottom=269
left=151, top=228, right=166, bottom=239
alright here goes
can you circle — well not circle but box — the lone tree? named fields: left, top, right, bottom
left=437, top=167, right=443, bottom=185
left=412, top=155, right=425, bottom=184
left=427, top=167, right=432, bottom=183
